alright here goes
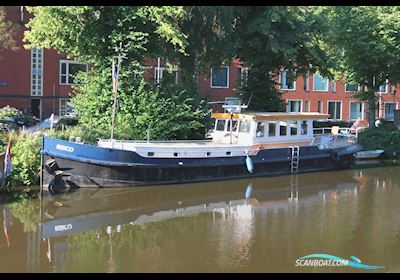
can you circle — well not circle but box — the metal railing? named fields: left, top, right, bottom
left=311, top=127, right=359, bottom=150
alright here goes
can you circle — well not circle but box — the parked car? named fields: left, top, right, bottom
left=8, top=115, right=40, bottom=128
left=24, top=115, right=78, bottom=134
left=0, top=119, right=19, bottom=132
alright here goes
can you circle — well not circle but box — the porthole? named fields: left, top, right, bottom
left=147, top=152, right=154, bottom=157
left=174, top=152, right=179, bottom=157
left=206, top=152, right=211, bottom=156
left=226, top=151, right=231, bottom=156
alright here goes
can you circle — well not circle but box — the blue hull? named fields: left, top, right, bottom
left=41, top=137, right=362, bottom=189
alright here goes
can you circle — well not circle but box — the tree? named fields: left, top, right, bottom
left=25, top=6, right=211, bottom=140
left=319, top=6, right=400, bottom=126
left=0, top=7, right=18, bottom=53
left=169, top=6, right=237, bottom=92
left=233, top=6, right=331, bottom=111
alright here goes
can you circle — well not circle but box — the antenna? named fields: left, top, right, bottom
left=246, top=92, right=254, bottom=108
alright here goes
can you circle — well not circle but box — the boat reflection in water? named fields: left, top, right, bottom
left=40, top=171, right=359, bottom=239
left=37, top=170, right=362, bottom=271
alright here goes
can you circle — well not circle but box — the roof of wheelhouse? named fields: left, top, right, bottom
left=211, top=112, right=330, bottom=121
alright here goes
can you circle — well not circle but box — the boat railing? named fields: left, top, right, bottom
left=98, top=139, right=213, bottom=144
left=311, top=127, right=358, bottom=150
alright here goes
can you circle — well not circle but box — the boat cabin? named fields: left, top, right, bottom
left=211, top=112, right=330, bottom=146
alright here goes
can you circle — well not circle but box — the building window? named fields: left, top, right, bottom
left=384, top=103, right=397, bottom=120
left=330, top=81, right=336, bottom=92
left=304, top=100, right=310, bottom=112
left=237, top=67, right=248, bottom=87
left=345, top=84, right=358, bottom=92
left=287, top=100, right=302, bottom=112
left=279, top=70, right=295, bottom=90
left=303, top=75, right=309, bottom=91
left=317, top=100, right=323, bottom=113
left=313, top=74, right=328, bottom=92
left=378, top=83, right=387, bottom=93
left=60, top=60, right=88, bottom=85
left=154, top=66, right=165, bottom=84
left=31, top=48, right=43, bottom=96
left=328, top=101, right=342, bottom=120
left=350, top=102, right=364, bottom=120
left=211, top=66, right=229, bottom=88
left=59, top=99, right=74, bottom=116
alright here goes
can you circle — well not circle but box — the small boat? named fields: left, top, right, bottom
left=40, top=110, right=362, bottom=189
left=353, top=150, right=384, bottom=160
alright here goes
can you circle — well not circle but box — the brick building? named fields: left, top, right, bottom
left=0, top=6, right=87, bottom=120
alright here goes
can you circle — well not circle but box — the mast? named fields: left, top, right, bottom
left=111, top=43, right=123, bottom=140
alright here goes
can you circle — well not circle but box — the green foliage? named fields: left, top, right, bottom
left=0, top=105, right=22, bottom=119
left=7, top=134, right=41, bottom=187
left=234, top=6, right=332, bottom=110
left=7, top=196, right=40, bottom=232
left=0, top=7, right=18, bottom=52
left=72, top=69, right=211, bottom=140
left=317, top=6, right=400, bottom=125
left=24, top=6, right=187, bottom=67
left=358, top=124, right=400, bottom=159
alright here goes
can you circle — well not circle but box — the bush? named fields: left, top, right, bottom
left=0, top=105, right=22, bottom=119
left=6, top=134, right=41, bottom=187
left=358, top=124, right=400, bottom=159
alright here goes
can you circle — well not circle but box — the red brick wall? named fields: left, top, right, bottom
left=0, top=6, right=72, bottom=119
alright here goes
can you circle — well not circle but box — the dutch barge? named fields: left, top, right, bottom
left=41, top=111, right=362, bottom=189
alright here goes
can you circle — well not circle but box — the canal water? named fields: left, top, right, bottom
left=1, top=164, right=400, bottom=272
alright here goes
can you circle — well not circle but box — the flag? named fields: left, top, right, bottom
left=350, top=117, right=361, bottom=131
left=3, top=135, right=12, bottom=178
left=112, top=59, right=118, bottom=95
left=49, top=113, right=54, bottom=130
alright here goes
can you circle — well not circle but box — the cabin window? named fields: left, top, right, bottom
left=290, top=120, right=298, bottom=135
left=227, top=120, right=238, bottom=132
left=268, top=122, right=276, bottom=137
left=256, top=122, right=265, bottom=137
left=239, top=120, right=251, bottom=133
left=279, top=121, right=287, bottom=136
left=216, top=119, right=226, bottom=131
left=301, top=121, right=308, bottom=135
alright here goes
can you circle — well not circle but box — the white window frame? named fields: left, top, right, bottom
left=210, top=66, right=229, bottom=89
left=303, top=75, right=309, bottom=91
left=59, top=59, right=89, bottom=85
left=329, top=81, right=336, bottom=92
left=349, top=101, right=364, bottom=121
left=304, top=100, right=310, bottom=112
left=384, top=102, right=397, bottom=120
left=345, top=83, right=359, bottom=93
left=327, top=100, right=342, bottom=120
left=59, top=98, right=73, bottom=116
left=317, top=100, right=323, bottom=113
left=31, top=48, right=44, bottom=96
left=154, top=66, right=166, bottom=84
left=279, top=70, right=296, bottom=91
left=313, top=74, right=329, bottom=92
left=286, top=99, right=303, bottom=113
